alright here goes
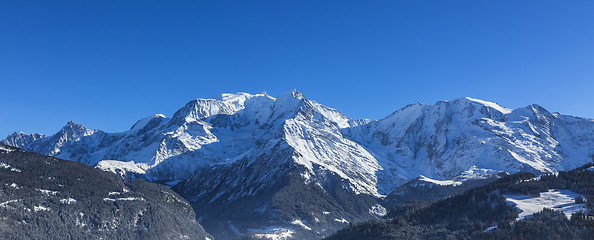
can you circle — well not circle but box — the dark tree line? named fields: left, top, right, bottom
left=327, top=163, right=594, bottom=240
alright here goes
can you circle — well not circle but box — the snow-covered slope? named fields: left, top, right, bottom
left=95, top=160, right=147, bottom=179
left=343, top=97, right=594, bottom=194
left=3, top=91, right=593, bottom=239
left=505, top=189, right=587, bottom=221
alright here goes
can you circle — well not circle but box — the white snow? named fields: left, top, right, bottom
left=465, top=97, right=512, bottom=114
left=130, top=114, right=167, bottom=131
left=60, top=198, right=77, bottom=204
left=369, top=204, right=387, bottom=217
left=14, top=93, right=592, bottom=198
left=96, top=160, right=146, bottom=177
left=103, top=197, right=145, bottom=201
left=213, top=92, right=264, bottom=103
left=75, top=214, right=87, bottom=228
left=334, top=218, right=349, bottom=224
left=505, top=189, right=587, bottom=220
left=36, top=188, right=59, bottom=195
left=484, top=226, right=497, bottom=232
left=283, top=118, right=384, bottom=197
left=0, top=162, right=21, bottom=172
left=34, top=205, right=51, bottom=212
left=290, top=219, right=312, bottom=231
left=418, top=175, right=462, bottom=186
left=0, top=199, right=21, bottom=207
left=508, top=150, right=550, bottom=174
left=8, top=91, right=594, bottom=234
left=455, top=166, right=502, bottom=181
left=251, top=227, right=295, bottom=240
left=0, top=145, right=14, bottom=152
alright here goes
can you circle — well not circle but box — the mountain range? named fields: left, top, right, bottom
left=3, top=90, right=593, bottom=239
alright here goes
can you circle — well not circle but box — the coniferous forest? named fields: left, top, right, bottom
left=327, top=164, right=594, bottom=240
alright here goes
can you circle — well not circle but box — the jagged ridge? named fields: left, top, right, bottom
left=3, top=91, right=593, bottom=239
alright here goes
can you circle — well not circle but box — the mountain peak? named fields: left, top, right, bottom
left=7, top=131, right=45, bottom=139
left=291, top=89, right=305, bottom=99
left=55, top=121, right=90, bottom=143
left=278, top=89, right=306, bottom=100
left=2, top=131, right=45, bottom=148
left=8, top=131, right=29, bottom=138
left=130, top=114, right=167, bottom=130
left=455, top=97, right=512, bottom=114
left=170, top=93, right=271, bottom=124
left=527, top=104, right=548, bottom=113
left=211, top=92, right=254, bottom=102
left=61, top=121, right=87, bottom=132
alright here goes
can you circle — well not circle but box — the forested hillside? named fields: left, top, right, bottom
left=328, top=163, right=594, bottom=240
left=0, top=144, right=211, bottom=240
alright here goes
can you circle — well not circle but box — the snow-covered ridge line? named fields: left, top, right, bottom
left=4, top=91, right=594, bottom=239
left=418, top=175, right=462, bottom=186
left=464, top=97, right=512, bottom=114
left=3, top=91, right=593, bottom=200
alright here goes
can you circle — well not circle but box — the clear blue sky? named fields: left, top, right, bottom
left=1, top=1, right=593, bottom=137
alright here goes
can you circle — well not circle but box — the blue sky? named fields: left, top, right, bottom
left=1, top=1, right=593, bottom=137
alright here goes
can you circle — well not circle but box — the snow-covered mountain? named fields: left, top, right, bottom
left=3, top=91, right=593, bottom=239
left=344, top=97, right=594, bottom=194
